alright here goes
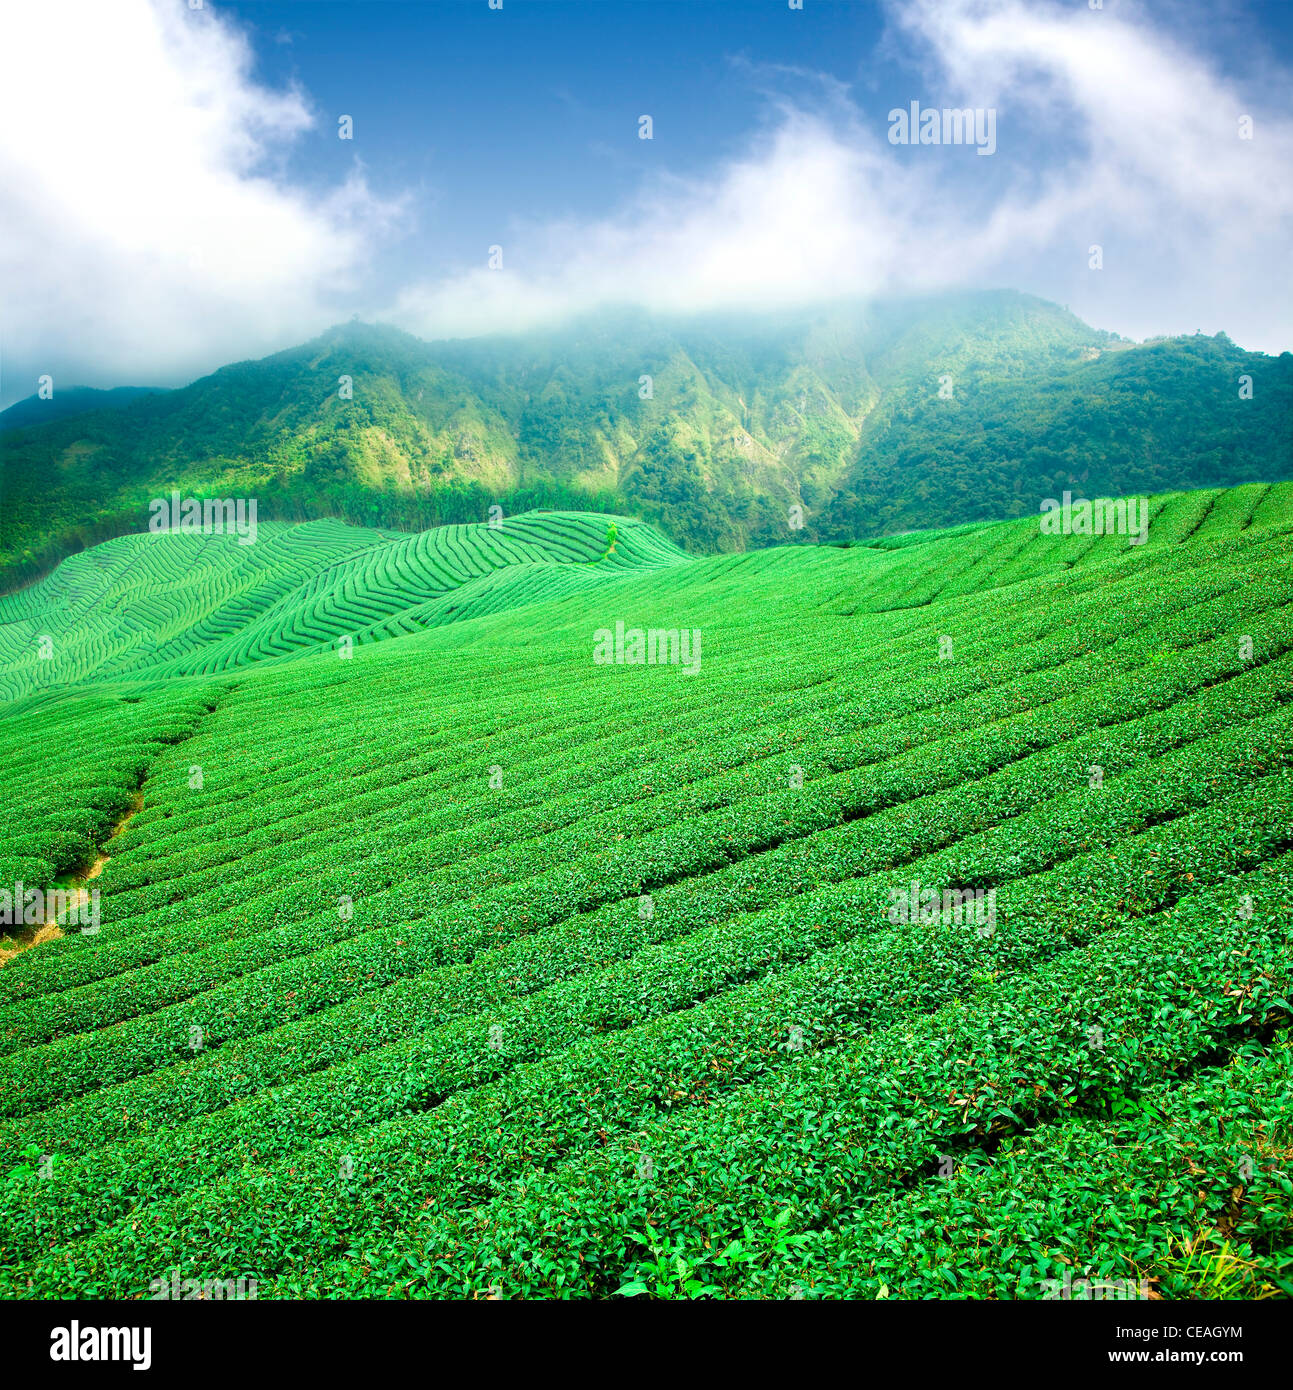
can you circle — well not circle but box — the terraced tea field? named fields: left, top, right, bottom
left=0, top=511, right=686, bottom=701
left=1, top=485, right=1291, bottom=1301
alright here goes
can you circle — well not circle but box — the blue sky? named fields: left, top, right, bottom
left=3, top=0, right=1292, bottom=403
left=221, top=0, right=1293, bottom=313
left=225, top=0, right=893, bottom=280
left=225, top=0, right=1293, bottom=251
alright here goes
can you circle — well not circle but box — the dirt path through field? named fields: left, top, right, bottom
left=0, top=793, right=142, bottom=966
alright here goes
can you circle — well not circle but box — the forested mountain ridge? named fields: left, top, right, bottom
left=0, top=386, right=168, bottom=434
left=2, top=290, right=1289, bottom=589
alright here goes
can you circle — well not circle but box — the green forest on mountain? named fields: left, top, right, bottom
left=2, top=291, right=1289, bottom=589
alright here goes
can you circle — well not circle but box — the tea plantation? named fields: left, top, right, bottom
left=1, top=483, right=1291, bottom=1300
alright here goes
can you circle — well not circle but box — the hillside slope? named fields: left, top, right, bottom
left=2, top=292, right=1289, bottom=587
left=1, top=485, right=1291, bottom=1300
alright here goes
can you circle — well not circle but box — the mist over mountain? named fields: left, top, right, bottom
left=2, top=289, right=1289, bottom=589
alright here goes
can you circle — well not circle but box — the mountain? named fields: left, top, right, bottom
left=1, top=291, right=1289, bottom=590
left=0, top=386, right=167, bottom=433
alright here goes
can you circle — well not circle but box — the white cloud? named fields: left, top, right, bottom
left=390, top=0, right=1293, bottom=353
left=0, top=0, right=403, bottom=400
left=3, top=0, right=1288, bottom=403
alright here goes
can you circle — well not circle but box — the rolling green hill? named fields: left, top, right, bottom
left=0, top=511, right=685, bottom=702
left=3, top=292, right=1289, bottom=589
left=1, top=485, right=1291, bottom=1299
